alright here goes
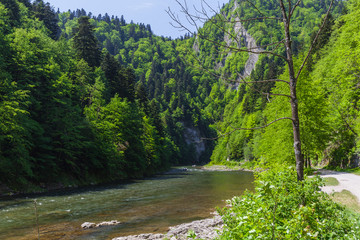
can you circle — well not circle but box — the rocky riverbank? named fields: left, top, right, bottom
left=112, top=214, right=223, bottom=240
left=200, top=164, right=252, bottom=172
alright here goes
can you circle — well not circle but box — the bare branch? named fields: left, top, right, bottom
left=244, top=0, right=269, bottom=18
left=338, top=109, right=358, bottom=136
left=201, top=117, right=293, bottom=141
left=204, top=16, right=243, bottom=49
left=232, top=117, right=293, bottom=130
left=167, top=0, right=201, bottom=33
left=279, top=0, right=289, bottom=23
left=228, top=16, right=282, bottom=22
left=180, top=46, right=291, bottom=100
left=288, top=0, right=292, bottom=19
left=226, top=78, right=290, bottom=84
left=198, top=34, right=288, bottom=60
left=181, top=43, right=291, bottom=94
left=213, top=39, right=284, bottom=58
left=295, top=0, right=334, bottom=82
left=201, top=0, right=220, bottom=16
left=234, top=73, right=292, bottom=99
left=289, top=0, right=302, bottom=19
left=249, top=39, right=285, bottom=51
left=168, top=0, right=288, bottom=61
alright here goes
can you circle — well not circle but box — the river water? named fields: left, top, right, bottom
left=0, top=167, right=254, bottom=240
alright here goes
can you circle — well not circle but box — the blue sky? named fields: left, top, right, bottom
left=45, top=0, right=230, bottom=38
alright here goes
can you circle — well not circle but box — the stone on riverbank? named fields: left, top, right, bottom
left=82, top=220, right=121, bottom=229
left=112, top=215, right=223, bottom=240
left=81, top=222, right=96, bottom=229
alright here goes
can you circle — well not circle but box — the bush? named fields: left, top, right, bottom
left=217, top=168, right=360, bottom=239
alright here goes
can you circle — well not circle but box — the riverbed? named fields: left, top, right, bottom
left=0, top=167, right=254, bottom=240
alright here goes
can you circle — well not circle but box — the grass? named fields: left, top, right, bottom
left=343, top=167, right=360, bottom=176
left=323, top=177, right=340, bottom=186
left=330, top=190, right=360, bottom=214
left=324, top=166, right=360, bottom=176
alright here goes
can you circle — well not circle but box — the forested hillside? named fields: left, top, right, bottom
left=205, top=0, right=360, bottom=171
left=0, top=0, right=220, bottom=191
left=0, top=0, right=359, bottom=192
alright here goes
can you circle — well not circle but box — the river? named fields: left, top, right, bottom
left=0, top=167, right=254, bottom=240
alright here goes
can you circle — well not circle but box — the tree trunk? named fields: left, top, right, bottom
left=281, top=2, right=304, bottom=181
left=290, top=94, right=304, bottom=180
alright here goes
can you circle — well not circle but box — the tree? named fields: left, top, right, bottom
left=168, top=0, right=335, bottom=180
left=17, top=0, right=31, bottom=8
left=312, top=0, right=360, bottom=167
left=73, top=16, right=101, bottom=67
left=0, top=0, right=20, bottom=26
left=100, top=52, right=119, bottom=100
left=32, top=0, right=60, bottom=39
left=100, top=52, right=136, bottom=100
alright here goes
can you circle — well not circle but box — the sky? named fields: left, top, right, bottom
left=45, top=0, right=230, bottom=39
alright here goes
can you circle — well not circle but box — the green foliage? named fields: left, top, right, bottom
left=73, top=16, right=101, bottom=67
left=0, top=2, right=189, bottom=190
left=0, top=0, right=20, bottom=26
left=218, top=168, right=360, bottom=239
left=203, top=0, right=344, bottom=168
left=311, top=0, right=360, bottom=167
left=187, top=230, right=198, bottom=239
left=31, top=0, right=60, bottom=39
left=0, top=0, right=357, bottom=191
left=254, top=55, right=330, bottom=166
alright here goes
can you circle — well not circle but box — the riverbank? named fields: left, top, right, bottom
left=110, top=165, right=252, bottom=240
left=112, top=214, right=223, bottom=240
left=0, top=169, right=253, bottom=239
left=112, top=167, right=360, bottom=240
left=199, top=163, right=254, bottom=172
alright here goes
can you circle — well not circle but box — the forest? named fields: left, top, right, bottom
left=1, top=0, right=360, bottom=238
left=0, top=0, right=359, bottom=192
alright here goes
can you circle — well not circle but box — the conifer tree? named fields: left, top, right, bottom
left=73, top=16, right=101, bottom=67
left=32, top=0, right=60, bottom=39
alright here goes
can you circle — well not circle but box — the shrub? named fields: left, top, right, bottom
left=217, top=168, right=360, bottom=239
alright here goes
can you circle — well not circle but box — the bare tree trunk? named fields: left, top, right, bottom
left=280, top=1, right=304, bottom=180
left=291, top=90, right=304, bottom=181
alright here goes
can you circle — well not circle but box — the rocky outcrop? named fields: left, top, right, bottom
left=234, top=18, right=261, bottom=79
left=112, top=215, right=223, bottom=240
left=183, top=126, right=206, bottom=161
left=167, top=215, right=223, bottom=239
left=82, top=220, right=121, bottom=229
left=222, top=1, right=262, bottom=89
left=113, top=234, right=165, bottom=240
left=193, top=36, right=200, bottom=53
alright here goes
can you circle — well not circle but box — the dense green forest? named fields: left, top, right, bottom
left=0, top=0, right=359, bottom=192
left=208, top=0, right=360, bottom=172
left=0, top=0, right=218, bottom=191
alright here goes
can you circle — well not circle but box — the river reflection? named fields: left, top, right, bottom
left=0, top=167, right=254, bottom=240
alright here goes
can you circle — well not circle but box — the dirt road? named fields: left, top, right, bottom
left=317, top=169, right=360, bottom=203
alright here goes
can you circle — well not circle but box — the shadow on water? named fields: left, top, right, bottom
left=0, top=169, right=188, bottom=202
left=0, top=180, right=135, bottom=202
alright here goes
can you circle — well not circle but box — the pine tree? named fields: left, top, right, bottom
left=32, top=0, right=60, bottom=40
left=100, top=52, right=120, bottom=99
left=73, top=16, right=101, bottom=67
